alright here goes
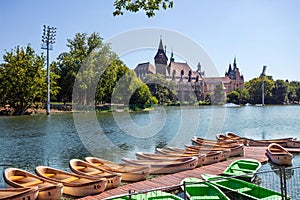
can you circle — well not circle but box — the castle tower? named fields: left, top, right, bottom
left=154, top=37, right=168, bottom=76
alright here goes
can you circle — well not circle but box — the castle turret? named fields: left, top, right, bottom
left=154, top=37, right=168, bottom=76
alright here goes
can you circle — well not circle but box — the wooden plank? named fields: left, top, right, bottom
left=79, top=146, right=268, bottom=200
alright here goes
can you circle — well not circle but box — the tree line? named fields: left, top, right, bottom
left=0, top=33, right=155, bottom=115
left=1, top=32, right=300, bottom=115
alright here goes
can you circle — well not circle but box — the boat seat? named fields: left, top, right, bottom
left=237, top=187, right=252, bottom=192
left=238, top=161, right=258, bottom=166
left=10, top=175, right=26, bottom=181
left=21, top=180, right=44, bottom=187
left=232, top=168, right=254, bottom=173
left=43, top=173, right=55, bottom=177
left=86, top=170, right=100, bottom=175
left=75, top=166, right=86, bottom=170
left=62, top=176, right=79, bottom=183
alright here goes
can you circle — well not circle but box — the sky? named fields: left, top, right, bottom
left=1, top=0, right=300, bottom=81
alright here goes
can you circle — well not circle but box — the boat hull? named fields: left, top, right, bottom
left=122, top=157, right=198, bottom=174
left=181, top=177, right=230, bottom=200
left=202, top=174, right=284, bottom=200
left=69, top=159, right=121, bottom=189
left=266, top=143, right=293, bottom=166
left=0, top=187, right=39, bottom=200
left=4, top=168, right=63, bottom=200
left=222, top=159, right=261, bottom=182
left=85, top=157, right=150, bottom=182
left=35, top=166, right=107, bottom=197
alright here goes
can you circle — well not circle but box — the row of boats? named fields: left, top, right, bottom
left=1, top=157, right=152, bottom=199
left=111, top=159, right=287, bottom=200
left=217, top=132, right=295, bottom=166
left=1, top=132, right=295, bottom=199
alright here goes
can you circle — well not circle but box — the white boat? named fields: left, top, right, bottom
left=266, top=143, right=293, bottom=166
left=85, top=157, right=150, bottom=182
left=0, top=187, right=39, bottom=200
left=4, top=168, right=63, bottom=200
left=69, top=159, right=121, bottom=189
left=122, top=156, right=198, bottom=174
left=35, top=166, right=107, bottom=197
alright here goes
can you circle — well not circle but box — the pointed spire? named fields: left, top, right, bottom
left=228, top=63, right=232, bottom=72
left=158, top=36, right=164, bottom=50
left=233, top=56, right=237, bottom=70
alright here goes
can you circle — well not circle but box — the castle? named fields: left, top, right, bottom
left=134, top=38, right=244, bottom=102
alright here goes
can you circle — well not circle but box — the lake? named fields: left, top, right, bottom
left=1, top=105, right=300, bottom=196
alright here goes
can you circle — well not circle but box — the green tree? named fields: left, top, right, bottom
left=0, top=45, right=59, bottom=114
left=144, top=74, right=177, bottom=104
left=271, top=79, right=288, bottom=104
left=113, top=0, right=174, bottom=17
left=245, top=76, right=274, bottom=104
left=227, top=91, right=240, bottom=104
left=112, top=70, right=153, bottom=107
left=56, top=32, right=109, bottom=103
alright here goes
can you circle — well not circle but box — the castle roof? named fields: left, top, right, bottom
left=134, top=62, right=155, bottom=74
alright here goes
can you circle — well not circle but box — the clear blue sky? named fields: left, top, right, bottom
left=1, top=0, right=300, bottom=81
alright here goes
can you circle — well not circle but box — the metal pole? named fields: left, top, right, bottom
left=262, top=75, right=265, bottom=106
left=46, top=40, right=50, bottom=115
left=41, top=25, right=56, bottom=115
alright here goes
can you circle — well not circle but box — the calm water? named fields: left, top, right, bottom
left=1, top=105, right=300, bottom=194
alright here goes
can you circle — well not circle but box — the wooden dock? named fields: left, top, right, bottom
left=80, top=146, right=268, bottom=200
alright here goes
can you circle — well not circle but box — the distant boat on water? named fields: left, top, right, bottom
left=223, top=103, right=240, bottom=107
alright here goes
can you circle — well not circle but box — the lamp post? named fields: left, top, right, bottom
left=41, top=25, right=56, bottom=115
left=261, top=65, right=267, bottom=106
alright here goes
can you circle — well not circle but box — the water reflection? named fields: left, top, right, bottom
left=0, top=106, right=300, bottom=185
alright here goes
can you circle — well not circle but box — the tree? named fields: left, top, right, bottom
left=113, top=0, right=174, bottom=17
left=245, top=76, right=274, bottom=104
left=227, top=91, right=240, bottom=104
left=0, top=45, right=59, bottom=114
left=56, top=32, right=108, bottom=103
left=144, top=74, right=177, bottom=104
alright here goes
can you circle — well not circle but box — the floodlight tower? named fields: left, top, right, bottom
left=41, top=25, right=57, bottom=115
left=261, top=65, right=267, bottom=106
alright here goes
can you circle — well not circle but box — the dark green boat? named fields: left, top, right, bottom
left=110, top=190, right=183, bottom=200
left=202, top=174, right=287, bottom=200
left=222, top=159, right=261, bottom=182
left=181, top=177, right=230, bottom=200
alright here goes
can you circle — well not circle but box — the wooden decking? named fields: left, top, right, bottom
left=80, top=146, right=268, bottom=200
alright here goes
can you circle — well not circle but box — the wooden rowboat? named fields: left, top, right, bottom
left=286, top=138, right=300, bottom=148
left=222, top=159, right=261, bottom=182
left=0, top=187, right=39, bottom=200
left=192, top=136, right=237, bottom=146
left=181, top=177, right=230, bottom=200
left=157, top=148, right=223, bottom=165
left=217, top=132, right=248, bottom=145
left=136, top=152, right=205, bottom=167
left=85, top=157, right=150, bottom=182
left=122, top=156, right=198, bottom=174
left=35, top=166, right=107, bottom=197
left=69, top=159, right=121, bottom=189
left=202, top=174, right=285, bottom=200
left=4, top=168, right=63, bottom=200
left=266, top=143, right=293, bottom=166
left=248, top=137, right=294, bottom=147
left=185, top=143, right=244, bottom=157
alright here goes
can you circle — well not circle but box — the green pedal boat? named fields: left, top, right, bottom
left=202, top=174, right=287, bottom=200
left=222, top=159, right=261, bottom=182
left=181, top=177, right=230, bottom=200
left=110, top=190, right=183, bottom=200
